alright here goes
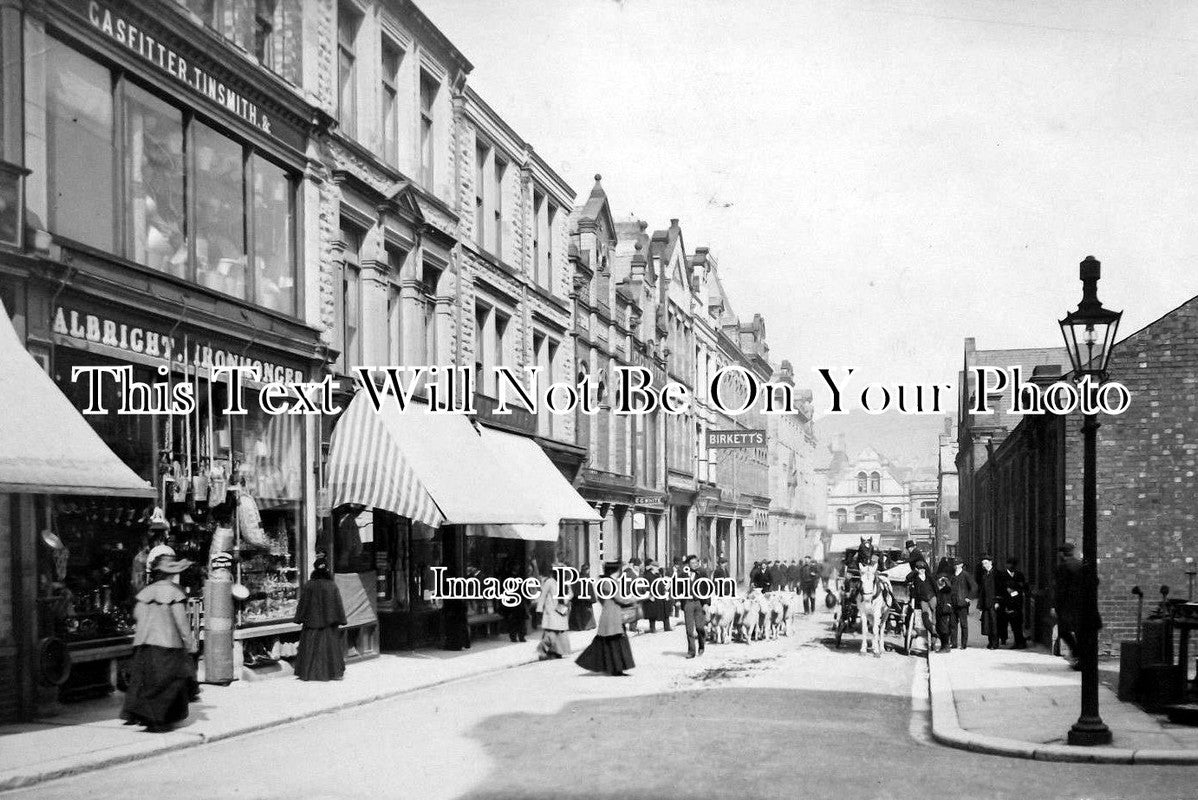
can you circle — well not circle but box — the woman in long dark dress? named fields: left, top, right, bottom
left=641, top=559, right=670, bottom=633
left=568, top=562, right=596, bottom=632
left=293, top=558, right=347, bottom=681
left=575, top=562, right=636, bottom=676
left=121, top=556, right=195, bottom=732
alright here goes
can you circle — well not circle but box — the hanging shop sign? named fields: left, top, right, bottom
left=52, top=303, right=306, bottom=386
left=706, top=429, right=766, bottom=449
left=62, top=0, right=305, bottom=150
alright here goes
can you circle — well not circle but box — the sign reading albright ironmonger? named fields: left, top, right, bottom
left=706, top=429, right=766, bottom=449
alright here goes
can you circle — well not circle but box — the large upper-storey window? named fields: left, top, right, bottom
left=44, top=37, right=299, bottom=316
left=419, top=70, right=438, bottom=188
left=381, top=39, right=403, bottom=167
left=337, top=2, right=360, bottom=140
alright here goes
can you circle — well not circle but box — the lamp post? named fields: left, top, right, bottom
left=1058, top=255, right=1122, bottom=747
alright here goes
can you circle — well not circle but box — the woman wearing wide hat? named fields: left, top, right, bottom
left=575, top=562, right=637, bottom=676
left=293, top=556, right=348, bottom=681
left=121, top=555, right=196, bottom=732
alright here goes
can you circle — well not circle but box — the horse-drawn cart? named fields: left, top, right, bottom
left=833, top=546, right=921, bottom=654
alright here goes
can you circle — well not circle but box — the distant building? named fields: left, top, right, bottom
left=818, top=438, right=937, bottom=558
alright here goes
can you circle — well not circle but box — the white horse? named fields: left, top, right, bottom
left=856, top=561, right=891, bottom=658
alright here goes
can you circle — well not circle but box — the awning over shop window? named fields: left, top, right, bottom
left=0, top=300, right=155, bottom=497
left=468, top=426, right=601, bottom=542
left=325, top=391, right=547, bottom=527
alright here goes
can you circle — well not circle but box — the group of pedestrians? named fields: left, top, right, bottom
left=906, top=541, right=1029, bottom=654
left=903, top=538, right=1087, bottom=660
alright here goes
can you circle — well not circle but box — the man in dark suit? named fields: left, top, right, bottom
left=712, top=558, right=730, bottom=585
left=680, top=555, right=709, bottom=658
left=948, top=558, right=977, bottom=649
left=1051, top=541, right=1085, bottom=668
left=768, top=560, right=786, bottom=591
left=997, top=557, right=1029, bottom=649
left=977, top=554, right=1000, bottom=649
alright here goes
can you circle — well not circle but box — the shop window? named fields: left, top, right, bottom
left=124, top=83, right=186, bottom=277
left=46, top=38, right=115, bottom=252
left=46, top=350, right=305, bottom=641
left=194, top=122, right=247, bottom=299
left=252, top=157, right=295, bottom=314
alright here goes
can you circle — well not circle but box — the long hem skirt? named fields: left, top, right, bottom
left=575, top=633, right=634, bottom=675
left=537, top=629, right=572, bottom=659
left=294, top=626, right=346, bottom=681
left=120, top=645, right=192, bottom=727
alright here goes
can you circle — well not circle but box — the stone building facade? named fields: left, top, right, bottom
left=569, top=180, right=667, bottom=568
left=764, top=362, right=820, bottom=561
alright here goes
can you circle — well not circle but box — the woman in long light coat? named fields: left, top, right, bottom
left=536, top=562, right=573, bottom=659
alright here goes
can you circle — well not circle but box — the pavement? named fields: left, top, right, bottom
left=0, top=634, right=541, bottom=791
left=4, top=605, right=1198, bottom=797
left=8, top=610, right=1198, bottom=800
left=925, top=630, right=1198, bottom=764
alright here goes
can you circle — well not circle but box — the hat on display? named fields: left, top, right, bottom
left=148, top=506, right=169, bottom=531
left=231, top=583, right=251, bottom=600
left=151, top=555, right=192, bottom=574
left=210, top=552, right=234, bottom=571
left=40, top=529, right=66, bottom=551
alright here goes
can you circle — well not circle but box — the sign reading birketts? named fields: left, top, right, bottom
left=706, top=429, right=766, bottom=449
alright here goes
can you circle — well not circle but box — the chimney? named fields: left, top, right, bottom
left=631, top=242, right=647, bottom=281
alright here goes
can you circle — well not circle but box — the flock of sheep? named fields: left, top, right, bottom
left=705, top=588, right=803, bottom=644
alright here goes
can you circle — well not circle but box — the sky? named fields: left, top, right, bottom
left=418, top=0, right=1198, bottom=399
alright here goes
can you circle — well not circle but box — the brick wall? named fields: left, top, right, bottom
left=975, top=295, right=1198, bottom=653
left=1063, top=295, right=1198, bottom=652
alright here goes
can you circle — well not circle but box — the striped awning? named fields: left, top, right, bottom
left=325, top=390, right=443, bottom=527
left=325, top=391, right=547, bottom=527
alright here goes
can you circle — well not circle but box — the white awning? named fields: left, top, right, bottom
left=326, top=391, right=546, bottom=526
left=0, top=300, right=155, bottom=497
left=469, top=426, right=601, bottom=542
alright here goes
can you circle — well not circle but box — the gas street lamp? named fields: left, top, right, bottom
left=1058, top=255, right=1122, bottom=747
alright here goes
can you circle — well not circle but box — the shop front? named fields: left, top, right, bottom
left=4, top=0, right=325, bottom=705
left=36, top=293, right=322, bottom=695
left=0, top=296, right=157, bottom=720
left=325, top=391, right=600, bottom=649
